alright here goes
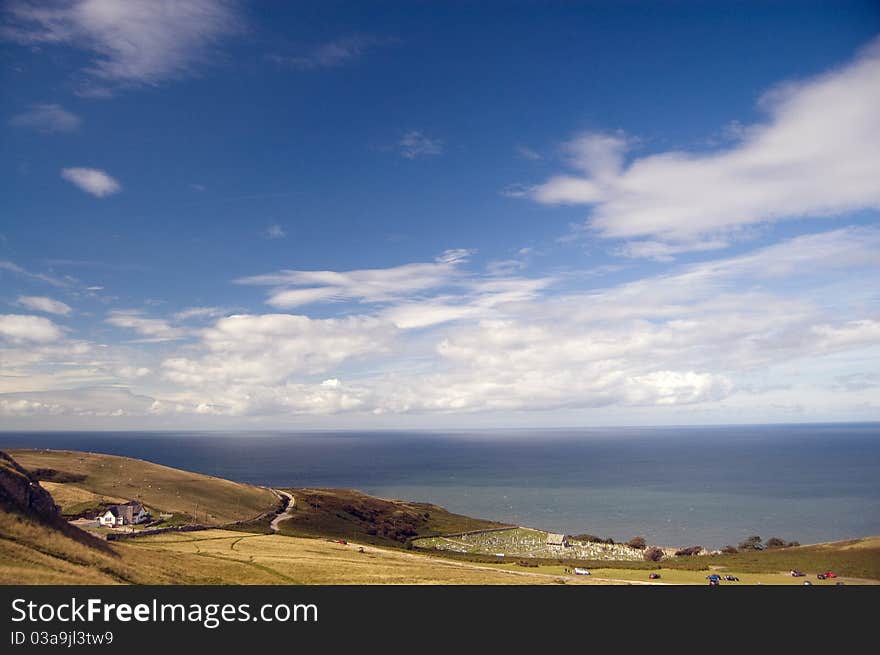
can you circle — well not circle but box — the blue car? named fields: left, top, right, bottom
left=707, top=574, right=722, bottom=585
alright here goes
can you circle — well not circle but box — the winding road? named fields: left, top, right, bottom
left=269, top=490, right=294, bottom=533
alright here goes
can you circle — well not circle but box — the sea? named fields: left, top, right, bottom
left=1, top=423, right=878, bottom=549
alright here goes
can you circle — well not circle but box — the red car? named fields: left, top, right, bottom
left=822, top=571, right=838, bottom=578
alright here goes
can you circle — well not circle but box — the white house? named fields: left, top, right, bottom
left=98, top=501, right=149, bottom=527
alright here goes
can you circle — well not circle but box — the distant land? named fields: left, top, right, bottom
left=2, top=449, right=878, bottom=585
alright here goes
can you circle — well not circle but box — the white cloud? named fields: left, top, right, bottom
left=268, top=35, right=393, bottom=70
left=0, top=260, right=69, bottom=287
left=0, top=314, right=64, bottom=343
left=3, top=0, right=241, bottom=86
left=9, top=103, right=81, bottom=132
left=162, top=313, right=394, bottom=387
left=0, top=386, right=157, bottom=417
left=398, top=130, right=443, bottom=159
left=174, top=306, right=226, bottom=321
left=61, top=167, right=121, bottom=197
left=530, top=38, right=880, bottom=252
left=3, top=227, right=878, bottom=422
left=106, top=310, right=186, bottom=342
left=516, top=145, right=543, bottom=161
left=264, top=224, right=286, bottom=239
left=236, top=249, right=474, bottom=308
left=616, top=238, right=731, bottom=262
left=17, top=295, right=72, bottom=315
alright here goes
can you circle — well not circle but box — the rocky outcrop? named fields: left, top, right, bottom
left=0, top=450, right=113, bottom=553
left=0, top=450, right=59, bottom=518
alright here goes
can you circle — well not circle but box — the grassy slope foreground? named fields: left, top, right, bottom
left=8, top=449, right=279, bottom=525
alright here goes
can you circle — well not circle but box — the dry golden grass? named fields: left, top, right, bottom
left=40, top=482, right=126, bottom=514
left=0, top=511, right=288, bottom=585
left=9, top=449, right=277, bottom=524
left=135, top=530, right=619, bottom=585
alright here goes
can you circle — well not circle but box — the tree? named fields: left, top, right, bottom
left=721, top=545, right=738, bottom=555
left=626, top=536, right=647, bottom=550
left=765, top=537, right=786, bottom=549
left=738, top=535, right=763, bottom=551
left=644, top=547, right=664, bottom=562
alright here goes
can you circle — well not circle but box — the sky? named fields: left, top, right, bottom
left=1, top=0, right=879, bottom=430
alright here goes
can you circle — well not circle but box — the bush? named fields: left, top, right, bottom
left=721, top=545, right=738, bottom=555
left=765, top=537, right=786, bottom=549
left=644, top=547, right=664, bottom=562
left=674, top=545, right=703, bottom=557
left=626, top=536, right=647, bottom=550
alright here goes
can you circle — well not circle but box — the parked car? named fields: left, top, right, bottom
left=803, top=580, right=813, bottom=585
left=649, top=573, right=661, bottom=579
left=817, top=573, right=827, bottom=580
left=706, top=574, right=721, bottom=585
left=724, top=575, right=739, bottom=581
left=790, top=570, right=806, bottom=577
left=822, top=571, right=838, bottom=578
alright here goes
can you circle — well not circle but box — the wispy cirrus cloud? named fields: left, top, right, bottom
left=9, top=103, right=81, bottom=132
left=263, top=224, right=286, bottom=239
left=528, top=38, right=880, bottom=255
left=2, top=0, right=241, bottom=87
left=398, top=130, right=444, bottom=159
left=61, top=167, right=121, bottom=197
left=267, top=35, right=395, bottom=70
left=0, top=260, right=69, bottom=287
left=236, top=249, right=474, bottom=309
left=173, top=306, right=227, bottom=321
left=16, top=295, right=72, bottom=315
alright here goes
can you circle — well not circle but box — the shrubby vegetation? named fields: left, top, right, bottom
left=674, top=545, right=703, bottom=557
left=572, top=533, right=615, bottom=544
left=644, top=547, right=664, bottom=562
left=626, top=536, right=647, bottom=550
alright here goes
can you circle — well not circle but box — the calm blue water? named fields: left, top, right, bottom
left=2, top=424, right=878, bottom=548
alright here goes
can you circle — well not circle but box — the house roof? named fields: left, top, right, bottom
left=546, top=532, right=566, bottom=544
left=104, top=501, right=145, bottom=520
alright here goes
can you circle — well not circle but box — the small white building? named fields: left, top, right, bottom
left=546, top=532, right=568, bottom=548
left=98, top=501, right=149, bottom=527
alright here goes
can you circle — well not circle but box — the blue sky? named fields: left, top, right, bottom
left=1, top=0, right=879, bottom=429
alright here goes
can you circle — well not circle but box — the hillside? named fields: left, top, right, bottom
left=0, top=449, right=285, bottom=584
left=8, top=449, right=279, bottom=525
left=273, top=487, right=509, bottom=547
left=0, top=450, right=580, bottom=585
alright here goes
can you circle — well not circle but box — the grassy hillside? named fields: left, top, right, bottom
left=274, top=487, right=509, bottom=547
left=0, top=450, right=277, bottom=584
left=9, top=449, right=279, bottom=525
